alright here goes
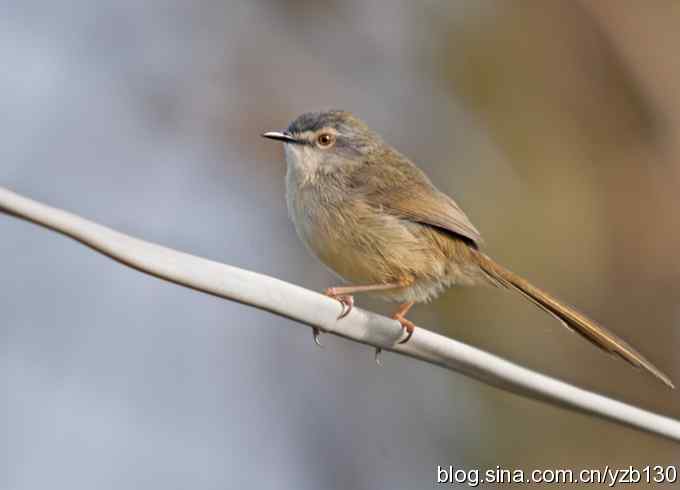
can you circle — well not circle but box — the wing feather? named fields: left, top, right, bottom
left=349, top=154, right=482, bottom=246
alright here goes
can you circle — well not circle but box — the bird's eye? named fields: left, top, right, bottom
left=316, top=133, right=335, bottom=148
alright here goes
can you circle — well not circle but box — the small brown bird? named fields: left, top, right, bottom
left=263, top=110, right=674, bottom=388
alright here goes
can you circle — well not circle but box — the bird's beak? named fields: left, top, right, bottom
left=261, top=131, right=300, bottom=144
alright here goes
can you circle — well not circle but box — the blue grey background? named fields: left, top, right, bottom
left=3, top=1, right=679, bottom=489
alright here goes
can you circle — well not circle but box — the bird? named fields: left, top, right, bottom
left=262, top=109, right=674, bottom=388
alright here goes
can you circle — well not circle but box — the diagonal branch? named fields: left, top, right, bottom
left=1, top=186, right=678, bottom=442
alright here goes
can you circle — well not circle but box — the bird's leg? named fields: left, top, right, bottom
left=324, top=282, right=405, bottom=319
left=392, top=301, right=416, bottom=344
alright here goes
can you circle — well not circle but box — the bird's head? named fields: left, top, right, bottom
left=262, top=110, right=383, bottom=174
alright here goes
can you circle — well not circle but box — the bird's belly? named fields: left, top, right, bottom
left=306, top=227, right=476, bottom=303
left=288, top=187, right=481, bottom=302
left=292, top=206, right=382, bottom=285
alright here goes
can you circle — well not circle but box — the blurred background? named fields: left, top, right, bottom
left=2, top=1, right=679, bottom=488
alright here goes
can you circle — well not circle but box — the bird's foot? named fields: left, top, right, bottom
left=324, top=288, right=354, bottom=319
left=394, top=314, right=416, bottom=344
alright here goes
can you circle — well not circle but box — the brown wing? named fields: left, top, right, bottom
left=383, top=187, right=482, bottom=246
left=350, top=153, right=483, bottom=246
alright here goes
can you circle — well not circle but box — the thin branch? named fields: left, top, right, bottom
left=1, top=186, right=678, bottom=442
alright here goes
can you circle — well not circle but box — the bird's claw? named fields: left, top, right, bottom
left=395, top=316, right=416, bottom=344
left=337, top=297, right=353, bottom=319
left=374, top=347, right=383, bottom=366
left=312, top=327, right=323, bottom=348
left=324, top=288, right=354, bottom=319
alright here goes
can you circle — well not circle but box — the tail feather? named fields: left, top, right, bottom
left=474, top=252, right=674, bottom=389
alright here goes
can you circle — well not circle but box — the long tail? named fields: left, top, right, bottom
left=473, top=251, right=674, bottom=389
